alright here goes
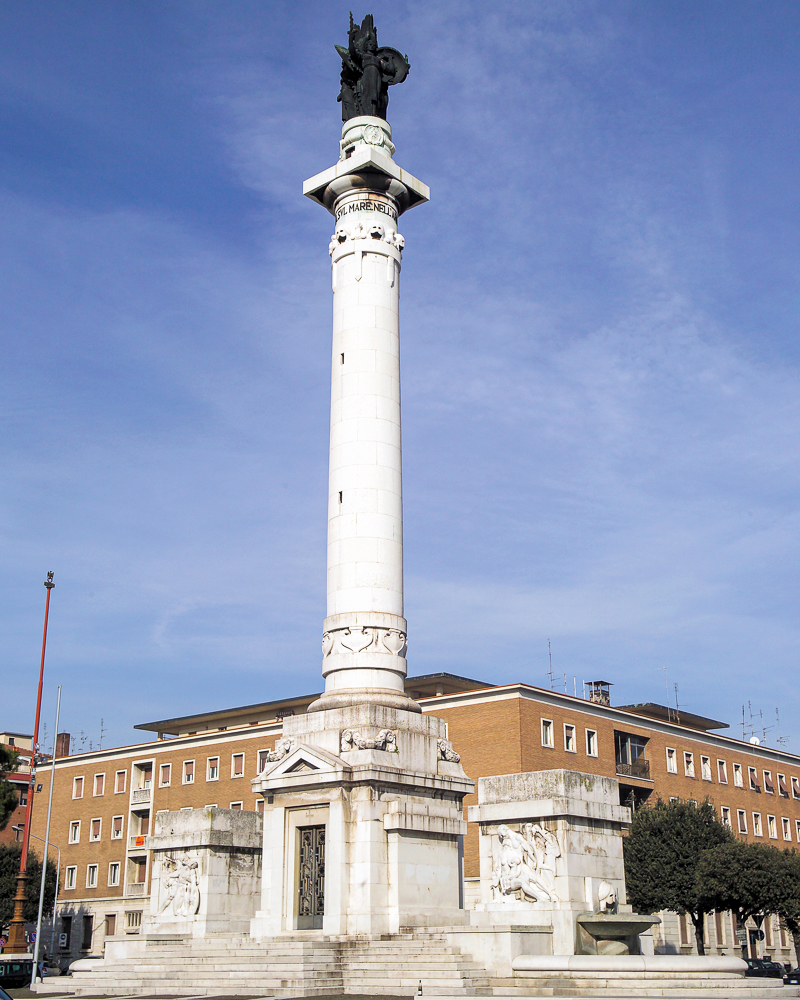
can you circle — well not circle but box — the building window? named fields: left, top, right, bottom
left=796, top=819, right=800, bottom=842
left=684, top=752, right=695, bottom=778
left=183, top=760, right=195, bottom=784
left=792, top=776, right=800, bottom=799
left=61, top=915, right=72, bottom=948
left=115, top=770, right=126, bottom=794
left=585, top=729, right=598, bottom=757
left=19, top=788, right=28, bottom=807
left=767, top=814, right=777, bottom=839
left=749, top=767, right=760, bottom=791
left=73, top=776, right=84, bottom=799
left=678, top=912, right=691, bottom=947
left=65, top=866, right=77, bottom=889
left=204, top=803, right=218, bottom=809
left=108, top=862, right=120, bottom=886
left=541, top=719, right=554, bottom=748
left=666, top=747, right=677, bottom=773
left=715, top=910, right=727, bottom=947
left=777, top=773, right=789, bottom=797
left=135, top=764, right=152, bottom=790
left=81, top=915, right=93, bottom=951
left=763, top=771, right=774, bottom=794
left=86, top=864, right=98, bottom=888
left=125, top=911, right=142, bottom=932
left=69, top=820, right=80, bottom=843
left=105, top=913, right=117, bottom=937
left=159, top=764, right=171, bottom=787
left=782, top=817, right=791, bottom=841
left=257, top=749, right=270, bottom=773
left=231, top=753, right=245, bottom=777
left=93, top=773, right=105, bottom=796
left=737, top=810, right=747, bottom=834
left=733, top=763, right=743, bottom=787
left=701, top=756, right=712, bottom=781
left=255, top=799, right=265, bottom=813
left=111, top=815, right=123, bottom=840
left=717, top=760, right=728, bottom=784
left=753, top=812, right=763, bottom=836
left=230, top=801, right=243, bottom=810
left=564, top=725, right=576, bottom=753
left=721, top=806, right=731, bottom=828
left=765, top=916, right=774, bottom=948
left=780, top=921, right=788, bottom=948
left=615, top=732, right=650, bottom=779
left=207, top=757, right=219, bottom=781
left=90, top=818, right=101, bottom=841
left=669, top=796, right=679, bottom=803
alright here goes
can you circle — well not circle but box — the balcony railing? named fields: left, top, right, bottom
left=616, top=758, right=651, bottom=780
left=131, top=787, right=151, bottom=804
left=126, top=882, right=147, bottom=896
left=129, top=835, right=148, bottom=850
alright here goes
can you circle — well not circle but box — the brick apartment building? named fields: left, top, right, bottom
left=0, top=731, right=33, bottom=848
left=10, top=675, right=800, bottom=966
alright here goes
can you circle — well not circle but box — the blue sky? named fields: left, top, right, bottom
left=2, top=1, right=799, bottom=754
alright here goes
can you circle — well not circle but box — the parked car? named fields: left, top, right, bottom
left=784, top=967, right=800, bottom=985
left=1, top=985, right=17, bottom=1000
left=744, top=958, right=785, bottom=978
left=0, top=959, right=33, bottom=988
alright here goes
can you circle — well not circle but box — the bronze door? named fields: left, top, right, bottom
left=297, top=824, right=325, bottom=929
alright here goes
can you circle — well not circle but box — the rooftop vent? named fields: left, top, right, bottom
left=587, top=680, right=612, bottom=707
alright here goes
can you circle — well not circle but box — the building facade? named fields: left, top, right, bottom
left=17, top=675, right=800, bottom=967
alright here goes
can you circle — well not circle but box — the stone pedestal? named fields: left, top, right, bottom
left=250, top=704, right=472, bottom=937
left=145, top=808, right=262, bottom=938
left=468, top=769, right=643, bottom=955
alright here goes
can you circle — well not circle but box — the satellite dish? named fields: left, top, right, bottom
left=749, top=736, right=761, bottom=745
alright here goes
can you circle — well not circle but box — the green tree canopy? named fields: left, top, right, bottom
left=774, top=849, right=800, bottom=965
left=0, top=743, right=21, bottom=831
left=0, top=842, right=58, bottom=926
left=696, top=840, right=787, bottom=941
left=623, top=798, right=734, bottom=954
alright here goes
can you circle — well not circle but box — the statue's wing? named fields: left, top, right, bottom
left=376, top=47, right=410, bottom=86
left=335, top=44, right=358, bottom=78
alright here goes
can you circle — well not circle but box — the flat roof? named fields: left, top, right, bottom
left=616, top=702, right=729, bottom=731
left=135, top=672, right=493, bottom=736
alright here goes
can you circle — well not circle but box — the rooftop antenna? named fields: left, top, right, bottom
left=79, top=730, right=86, bottom=750
left=663, top=666, right=673, bottom=723
left=547, top=639, right=554, bottom=691
left=563, top=672, right=567, bottom=694
left=673, top=683, right=681, bottom=726
left=741, top=705, right=746, bottom=741
left=776, top=708, right=788, bottom=748
left=573, top=676, right=577, bottom=697
left=99, top=718, right=106, bottom=751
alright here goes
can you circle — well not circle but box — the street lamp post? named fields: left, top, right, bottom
left=6, top=571, right=55, bottom=954
left=11, top=828, right=60, bottom=968
left=31, top=684, right=61, bottom=985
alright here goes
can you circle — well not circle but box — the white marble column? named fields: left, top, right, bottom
left=303, top=117, right=429, bottom=712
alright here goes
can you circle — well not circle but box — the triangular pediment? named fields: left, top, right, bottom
left=258, top=741, right=351, bottom=783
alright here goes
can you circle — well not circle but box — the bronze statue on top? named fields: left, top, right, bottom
left=336, top=13, right=410, bottom=123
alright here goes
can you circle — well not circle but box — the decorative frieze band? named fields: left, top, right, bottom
left=329, top=225, right=405, bottom=255
left=322, top=626, right=407, bottom=658
left=340, top=728, right=397, bottom=752
left=437, top=739, right=461, bottom=763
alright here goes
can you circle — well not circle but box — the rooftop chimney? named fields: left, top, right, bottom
left=55, top=732, right=71, bottom=758
left=587, top=680, right=612, bottom=707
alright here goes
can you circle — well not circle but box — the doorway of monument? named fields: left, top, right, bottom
left=297, top=825, right=325, bottom=929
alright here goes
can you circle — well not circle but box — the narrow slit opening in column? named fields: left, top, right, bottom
left=338, top=491, right=343, bottom=504
left=340, top=353, right=345, bottom=364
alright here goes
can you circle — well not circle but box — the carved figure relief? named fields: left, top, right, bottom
left=322, top=626, right=407, bottom=657
left=259, top=738, right=297, bottom=770
left=598, top=880, right=618, bottom=913
left=490, top=823, right=561, bottom=904
left=339, top=626, right=374, bottom=653
left=328, top=226, right=405, bottom=256
left=437, top=738, right=461, bottom=763
left=341, top=728, right=397, bottom=752
left=158, top=854, right=201, bottom=918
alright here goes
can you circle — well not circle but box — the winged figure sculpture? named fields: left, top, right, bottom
left=335, top=13, right=410, bottom=122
